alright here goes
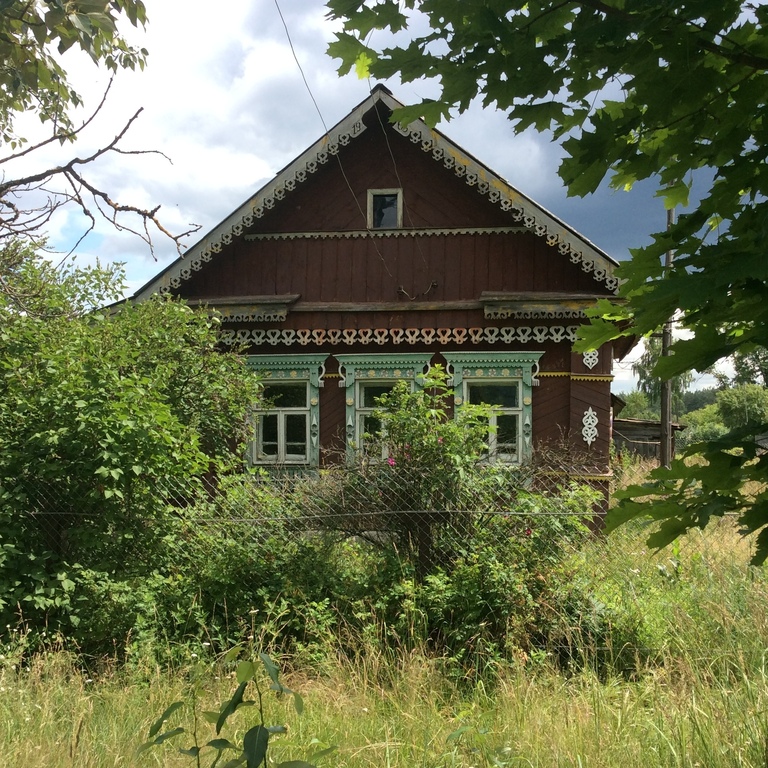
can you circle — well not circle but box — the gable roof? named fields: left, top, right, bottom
left=133, top=85, right=620, bottom=301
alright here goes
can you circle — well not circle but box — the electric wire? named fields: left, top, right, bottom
left=272, top=0, right=393, bottom=277
left=367, top=76, right=432, bottom=278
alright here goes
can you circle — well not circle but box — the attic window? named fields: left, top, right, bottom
left=368, top=189, right=402, bottom=229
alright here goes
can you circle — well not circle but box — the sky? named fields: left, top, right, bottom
left=9, top=0, right=719, bottom=392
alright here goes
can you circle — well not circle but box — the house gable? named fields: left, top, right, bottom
left=133, top=86, right=619, bottom=303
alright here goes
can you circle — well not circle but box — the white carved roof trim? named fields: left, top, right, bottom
left=133, top=86, right=619, bottom=301
left=132, top=95, right=376, bottom=301
left=244, top=226, right=528, bottom=241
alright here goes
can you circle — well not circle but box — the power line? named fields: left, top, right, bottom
left=272, top=0, right=393, bottom=276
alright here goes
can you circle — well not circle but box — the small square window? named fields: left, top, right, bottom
left=367, top=189, right=402, bottom=229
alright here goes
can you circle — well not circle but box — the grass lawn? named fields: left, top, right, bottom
left=2, top=518, right=767, bottom=767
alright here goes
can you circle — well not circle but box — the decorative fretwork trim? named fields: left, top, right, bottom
left=481, top=292, right=601, bottom=320
left=335, top=353, right=432, bottom=389
left=583, top=350, right=600, bottom=370
left=392, top=116, right=618, bottom=293
left=136, top=89, right=619, bottom=301
left=443, top=351, right=544, bottom=390
left=530, top=372, right=614, bottom=382
left=245, top=353, right=328, bottom=389
left=582, top=407, right=599, bottom=446
left=187, top=294, right=299, bottom=324
left=485, top=308, right=586, bottom=320
left=220, top=325, right=580, bottom=348
left=244, top=226, right=527, bottom=241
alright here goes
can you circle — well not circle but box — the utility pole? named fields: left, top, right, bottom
left=660, top=207, right=674, bottom=468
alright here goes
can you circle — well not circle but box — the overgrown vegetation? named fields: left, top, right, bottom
left=2, top=245, right=765, bottom=764
left=0, top=244, right=261, bottom=647
left=1, top=514, right=765, bottom=768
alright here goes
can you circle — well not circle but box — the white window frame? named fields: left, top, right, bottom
left=443, top=351, right=544, bottom=464
left=253, top=382, right=310, bottom=465
left=245, top=354, right=326, bottom=468
left=355, top=379, right=404, bottom=458
left=367, top=188, right=403, bottom=229
left=464, top=379, right=523, bottom=463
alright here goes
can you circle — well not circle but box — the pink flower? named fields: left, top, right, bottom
left=387, top=457, right=396, bottom=467
left=437, top=437, right=443, bottom=444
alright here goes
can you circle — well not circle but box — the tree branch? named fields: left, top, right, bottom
left=0, top=107, right=200, bottom=257
left=0, top=79, right=116, bottom=167
left=575, top=0, right=768, bottom=70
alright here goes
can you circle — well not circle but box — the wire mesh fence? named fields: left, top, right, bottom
left=10, top=452, right=609, bottom=568
left=6, top=456, right=760, bottom=575
left=2, top=458, right=765, bottom=668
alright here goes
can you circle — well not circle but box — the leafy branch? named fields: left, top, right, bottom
left=138, top=649, right=333, bottom=768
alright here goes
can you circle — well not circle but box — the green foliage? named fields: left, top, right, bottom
left=731, top=347, right=768, bottom=387
left=632, top=337, right=692, bottom=419
left=373, top=365, right=492, bottom=483
left=0, top=246, right=260, bottom=637
left=0, top=0, right=147, bottom=148
left=682, top=387, right=719, bottom=414
left=716, top=383, right=768, bottom=430
left=138, top=650, right=326, bottom=767
left=676, top=403, right=727, bottom=451
left=615, top=390, right=657, bottom=421
left=325, top=0, right=768, bottom=556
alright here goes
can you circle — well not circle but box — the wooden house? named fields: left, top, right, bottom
left=133, top=85, right=628, bottom=495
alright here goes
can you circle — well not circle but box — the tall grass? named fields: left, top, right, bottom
left=2, top=515, right=767, bottom=767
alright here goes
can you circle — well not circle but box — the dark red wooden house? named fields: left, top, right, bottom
left=133, top=85, right=625, bottom=490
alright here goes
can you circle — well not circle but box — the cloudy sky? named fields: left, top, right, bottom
left=12, top=0, right=717, bottom=390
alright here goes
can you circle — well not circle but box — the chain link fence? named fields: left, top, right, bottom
left=10, top=450, right=610, bottom=568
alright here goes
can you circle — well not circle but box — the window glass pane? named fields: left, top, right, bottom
left=362, top=414, right=383, bottom=437
left=372, top=194, right=398, bottom=228
left=468, top=383, right=519, bottom=408
left=262, top=383, right=307, bottom=408
left=285, top=414, right=307, bottom=459
left=496, top=414, right=518, bottom=451
left=260, top=414, right=278, bottom=457
left=361, top=383, right=394, bottom=408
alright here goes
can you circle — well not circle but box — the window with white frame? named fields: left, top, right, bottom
left=255, top=382, right=310, bottom=464
left=335, top=353, right=432, bottom=457
left=443, top=352, right=544, bottom=463
left=246, top=354, right=326, bottom=467
left=465, top=380, right=523, bottom=462
left=356, top=380, right=398, bottom=457
left=367, top=188, right=402, bottom=229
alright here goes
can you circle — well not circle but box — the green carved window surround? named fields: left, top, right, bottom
left=442, top=351, right=544, bottom=463
left=246, top=354, right=327, bottom=467
left=335, top=353, right=433, bottom=456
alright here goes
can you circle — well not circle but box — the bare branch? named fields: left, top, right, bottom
left=0, top=105, right=201, bottom=257
left=0, top=79, right=116, bottom=167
